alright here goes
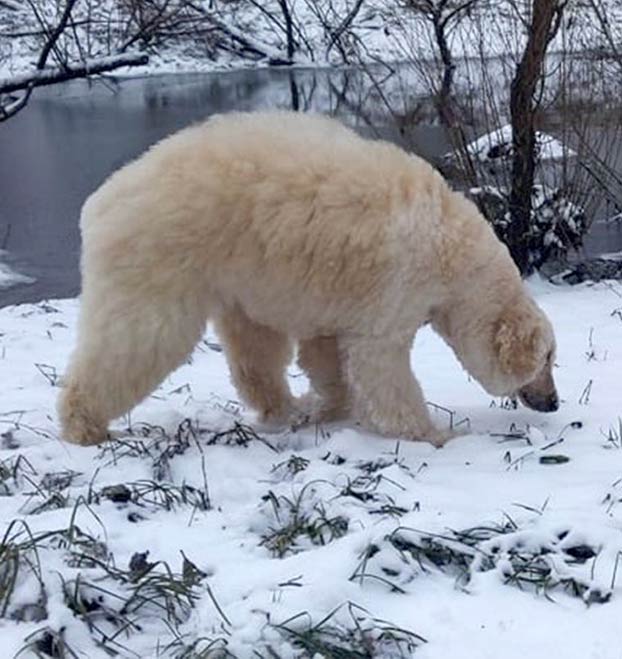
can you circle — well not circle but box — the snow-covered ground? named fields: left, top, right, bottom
left=1, top=279, right=622, bottom=657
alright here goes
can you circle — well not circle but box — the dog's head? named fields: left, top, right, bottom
left=493, top=303, right=558, bottom=412
left=432, top=295, right=558, bottom=412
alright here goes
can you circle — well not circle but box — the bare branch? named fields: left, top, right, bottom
left=118, top=0, right=174, bottom=52
left=0, top=52, right=149, bottom=95
left=326, top=0, right=366, bottom=55
left=0, top=87, right=34, bottom=121
left=35, top=0, right=80, bottom=69
left=185, top=1, right=292, bottom=64
left=587, top=0, right=622, bottom=70
left=275, top=0, right=296, bottom=60
left=441, top=0, right=479, bottom=29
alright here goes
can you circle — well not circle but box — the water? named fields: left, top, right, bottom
left=0, top=65, right=620, bottom=308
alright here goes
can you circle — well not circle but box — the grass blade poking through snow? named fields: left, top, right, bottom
left=259, top=482, right=349, bottom=558
left=352, top=521, right=613, bottom=604
left=269, top=601, right=426, bottom=657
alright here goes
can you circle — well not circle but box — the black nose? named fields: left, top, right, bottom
left=519, top=391, right=559, bottom=413
left=547, top=395, right=559, bottom=412
left=534, top=394, right=559, bottom=413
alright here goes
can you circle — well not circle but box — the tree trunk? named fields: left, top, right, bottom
left=289, top=72, right=300, bottom=111
left=508, top=0, right=562, bottom=274
left=433, top=14, right=455, bottom=126
left=276, top=0, right=295, bottom=60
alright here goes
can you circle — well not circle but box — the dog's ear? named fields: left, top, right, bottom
left=494, top=306, right=544, bottom=379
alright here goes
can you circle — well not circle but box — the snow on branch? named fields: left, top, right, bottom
left=0, top=0, right=20, bottom=11
left=0, top=0, right=147, bottom=121
left=0, top=53, right=149, bottom=95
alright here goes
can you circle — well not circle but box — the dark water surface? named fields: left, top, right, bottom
left=0, top=67, right=452, bottom=307
left=0, top=66, right=620, bottom=308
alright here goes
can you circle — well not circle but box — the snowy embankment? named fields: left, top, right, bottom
left=1, top=279, right=622, bottom=657
left=0, top=253, right=35, bottom=291
left=2, top=0, right=620, bottom=81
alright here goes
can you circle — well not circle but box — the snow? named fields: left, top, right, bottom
left=1, top=0, right=620, bottom=81
left=457, top=124, right=577, bottom=164
left=0, top=256, right=35, bottom=289
left=0, top=53, right=148, bottom=93
left=0, top=0, right=400, bottom=79
left=1, top=279, right=622, bottom=657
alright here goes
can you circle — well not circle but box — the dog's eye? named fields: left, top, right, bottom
left=546, top=350, right=553, bottom=363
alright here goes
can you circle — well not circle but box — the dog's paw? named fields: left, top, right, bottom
left=421, top=427, right=458, bottom=448
left=291, top=393, right=348, bottom=428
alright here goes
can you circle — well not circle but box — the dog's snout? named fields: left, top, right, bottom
left=518, top=388, right=559, bottom=413
left=534, top=395, right=559, bottom=413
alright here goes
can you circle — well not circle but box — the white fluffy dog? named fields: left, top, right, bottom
left=58, top=111, right=558, bottom=446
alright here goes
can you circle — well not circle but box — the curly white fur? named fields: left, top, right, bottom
left=58, top=111, right=557, bottom=446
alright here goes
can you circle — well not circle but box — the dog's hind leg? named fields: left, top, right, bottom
left=297, top=335, right=349, bottom=423
left=58, top=284, right=207, bottom=445
left=214, top=305, right=296, bottom=425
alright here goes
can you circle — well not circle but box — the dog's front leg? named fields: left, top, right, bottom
left=341, top=333, right=448, bottom=446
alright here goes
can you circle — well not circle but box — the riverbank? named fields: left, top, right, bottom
left=2, top=65, right=622, bottom=308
